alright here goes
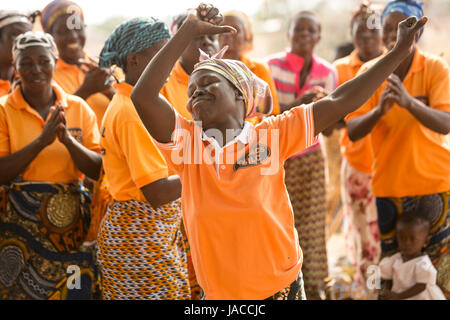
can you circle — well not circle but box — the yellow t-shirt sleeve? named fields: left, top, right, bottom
left=428, top=58, right=450, bottom=112
left=264, top=103, right=317, bottom=160
left=117, top=120, right=169, bottom=189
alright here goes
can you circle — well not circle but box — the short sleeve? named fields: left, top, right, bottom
left=428, top=58, right=450, bottom=112
left=379, top=256, right=395, bottom=280
left=0, top=105, right=10, bottom=157
left=414, top=256, right=438, bottom=285
left=153, top=110, right=193, bottom=175
left=117, top=120, right=169, bottom=188
left=262, top=103, right=318, bottom=160
left=80, top=100, right=101, bottom=153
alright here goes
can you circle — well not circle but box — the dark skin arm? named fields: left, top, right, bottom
left=57, top=105, right=102, bottom=180
left=140, top=176, right=182, bottom=208
left=347, top=87, right=394, bottom=141
left=312, top=16, right=427, bottom=136
left=387, top=74, right=450, bottom=134
left=380, top=282, right=427, bottom=300
left=130, top=4, right=236, bottom=143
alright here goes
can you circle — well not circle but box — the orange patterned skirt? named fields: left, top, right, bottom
left=96, top=198, right=190, bottom=300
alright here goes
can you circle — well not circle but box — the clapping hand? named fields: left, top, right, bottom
left=184, top=3, right=236, bottom=37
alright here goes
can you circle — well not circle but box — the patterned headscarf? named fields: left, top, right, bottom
left=99, top=17, right=171, bottom=70
left=12, top=31, right=58, bottom=64
left=192, top=47, right=273, bottom=118
left=381, top=0, right=424, bottom=21
left=41, top=0, right=84, bottom=32
left=0, top=10, right=33, bottom=31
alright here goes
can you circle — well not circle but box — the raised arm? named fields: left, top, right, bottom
left=130, top=4, right=235, bottom=143
left=312, top=16, right=427, bottom=136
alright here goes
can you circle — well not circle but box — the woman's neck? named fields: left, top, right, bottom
left=203, top=118, right=245, bottom=148
left=394, top=48, right=415, bottom=81
left=22, top=85, right=56, bottom=116
left=358, top=49, right=383, bottom=63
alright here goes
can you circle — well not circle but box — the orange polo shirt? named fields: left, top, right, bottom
left=347, top=48, right=450, bottom=197
left=334, top=50, right=374, bottom=173
left=0, top=82, right=100, bottom=183
left=161, top=60, right=192, bottom=120
left=53, top=57, right=111, bottom=127
left=155, top=103, right=317, bottom=300
left=241, top=55, right=281, bottom=116
left=0, top=80, right=11, bottom=98
left=100, top=82, right=169, bottom=202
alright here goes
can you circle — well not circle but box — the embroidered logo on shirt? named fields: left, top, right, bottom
left=234, top=145, right=271, bottom=171
left=68, top=128, right=83, bottom=143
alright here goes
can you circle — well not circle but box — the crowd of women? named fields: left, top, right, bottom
left=0, top=0, right=448, bottom=300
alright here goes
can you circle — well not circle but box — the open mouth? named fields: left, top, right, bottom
left=30, top=78, right=47, bottom=84
left=66, top=42, right=81, bottom=50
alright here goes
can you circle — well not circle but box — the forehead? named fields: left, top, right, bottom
left=51, top=13, right=84, bottom=31
left=291, top=14, right=320, bottom=29
left=189, top=69, right=227, bottom=84
left=18, top=45, right=54, bottom=59
left=397, top=219, right=429, bottom=234
left=383, top=11, right=408, bottom=27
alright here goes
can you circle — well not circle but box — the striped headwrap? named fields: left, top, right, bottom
left=192, top=47, right=273, bottom=118
left=12, top=31, right=58, bottom=63
left=41, top=0, right=84, bottom=32
left=381, top=0, right=424, bottom=21
left=99, top=17, right=171, bottom=70
left=0, top=10, right=32, bottom=31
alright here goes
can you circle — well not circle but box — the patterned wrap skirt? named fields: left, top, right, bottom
left=0, top=181, right=98, bottom=300
left=96, top=198, right=190, bottom=300
left=376, top=191, right=450, bottom=298
left=341, top=158, right=381, bottom=295
left=284, top=145, right=328, bottom=300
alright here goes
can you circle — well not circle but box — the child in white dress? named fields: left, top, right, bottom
left=379, top=211, right=446, bottom=300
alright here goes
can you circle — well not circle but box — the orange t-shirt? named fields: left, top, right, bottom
left=241, top=55, right=281, bottom=116
left=155, top=103, right=318, bottom=300
left=0, top=80, right=11, bottom=98
left=53, top=57, right=111, bottom=128
left=100, top=82, right=169, bottom=202
left=0, top=82, right=101, bottom=183
left=160, top=60, right=192, bottom=120
left=346, top=48, right=450, bottom=197
left=334, top=50, right=374, bottom=173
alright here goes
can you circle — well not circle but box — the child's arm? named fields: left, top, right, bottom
left=130, top=4, right=235, bottom=143
left=312, top=16, right=427, bottom=136
left=380, top=283, right=427, bottom=300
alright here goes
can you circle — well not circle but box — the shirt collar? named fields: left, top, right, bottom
left=200, top=121, right=253, bottom=149
left=113, top=82, right=133, bottom=97
left=348, top=50, right=363, bottom=67
left=7, top=81, right=68, bottom=111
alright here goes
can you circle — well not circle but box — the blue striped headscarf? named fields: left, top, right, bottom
left=381, top=0, right=424, bottom=21
left=99, top=17, right=171, bottom=70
